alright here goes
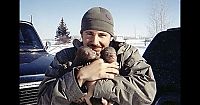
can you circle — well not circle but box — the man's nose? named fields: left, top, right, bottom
left=91, top=35, right=100, bottom=45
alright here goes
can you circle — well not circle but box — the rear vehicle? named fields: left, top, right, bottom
left=143, top=27, right=181, bottom=105
left=19, top=21, right=54, bottom=105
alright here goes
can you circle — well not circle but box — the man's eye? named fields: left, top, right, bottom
left=99, top=34, right=107, bottom=37
left=88, top=33, right=93, bottom=35
left=85, top=31, right=93, bottom=35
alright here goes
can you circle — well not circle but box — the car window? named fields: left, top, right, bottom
left=20, top=23, right=43, bottom=50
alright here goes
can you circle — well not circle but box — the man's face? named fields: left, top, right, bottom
left=81, top=29, right=112, bottom=54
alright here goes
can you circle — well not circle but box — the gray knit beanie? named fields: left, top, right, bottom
left=80, top=7, right=114, bottom=36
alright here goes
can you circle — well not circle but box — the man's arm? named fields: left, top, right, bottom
left=37, top=70, right=85, bottom=105
left=37, top=48, right=86, bottom=105
left=37, top=48, right=120, bottom=105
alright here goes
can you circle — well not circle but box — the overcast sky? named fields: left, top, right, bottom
left=20, top=0, right=180, bottom=40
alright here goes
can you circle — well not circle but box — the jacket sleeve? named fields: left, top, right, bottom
left=37, top=49, right=85, bottom=105
left=93, top=44, right=157, bottom=105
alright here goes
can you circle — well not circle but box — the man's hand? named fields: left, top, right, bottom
left=76, top=59, right=119, bottom=86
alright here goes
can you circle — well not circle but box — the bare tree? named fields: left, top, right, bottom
left=147, top=0, right=171, bottom=37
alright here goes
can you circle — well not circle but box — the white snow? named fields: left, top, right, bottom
left=43, top=39, right=150, bottom=56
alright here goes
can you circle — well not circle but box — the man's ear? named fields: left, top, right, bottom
left=80, top=31, right=83, bottom=38
left=110, top=36, right=114, bottom=41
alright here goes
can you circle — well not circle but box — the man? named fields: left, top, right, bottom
left=38, top=7, right=156, bottom=105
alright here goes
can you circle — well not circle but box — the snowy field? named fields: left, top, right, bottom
left=137, top=47, right=147, bottom=56
left=43, top=39, right=150, bottom=56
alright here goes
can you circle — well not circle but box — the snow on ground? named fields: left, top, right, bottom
left=46, top=43, right=73, bottom=55
left=43, top=39, right=150, bottom=56
left=137, top=47, right=146, bottom=56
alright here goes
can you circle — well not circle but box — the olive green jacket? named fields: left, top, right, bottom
left=37, top=40, right=156, bottom=105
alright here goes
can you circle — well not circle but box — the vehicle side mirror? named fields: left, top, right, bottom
left=44, top=41, right=51, bottom=50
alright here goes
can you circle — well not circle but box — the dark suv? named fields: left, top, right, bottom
left=19, top=21, right=54, bottom=105
left=143, top=27, right=180, bottom=105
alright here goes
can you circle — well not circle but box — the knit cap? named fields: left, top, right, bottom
left=80, top=7, right=114, bottom=36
